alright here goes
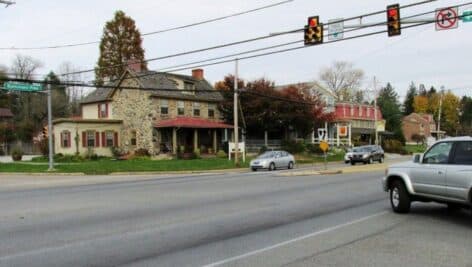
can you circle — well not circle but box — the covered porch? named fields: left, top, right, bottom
left=154, top=118, right=233, bottom=154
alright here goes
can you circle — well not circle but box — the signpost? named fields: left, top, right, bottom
left=435, top=7, right=459, bottom=31
left=3, top=82, right=43, bottom=92
left=328, top=18, right=344, bottom=41
left=319, top=141, right=329, bottom=170
left=462, top=11, right=472, bottom=22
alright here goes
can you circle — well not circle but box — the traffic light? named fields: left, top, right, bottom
left=387, top=4, right=401, bottom=37
left=304, top=16, right=323, bottom=45
left=42, top=126, right=48, bottom=138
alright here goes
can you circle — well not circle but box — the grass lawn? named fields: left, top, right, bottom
left=405, top=144, right=427, bottom=154
left=0, top=158, right=249, bottom=175
left=0, top=152, right=345, bottom=174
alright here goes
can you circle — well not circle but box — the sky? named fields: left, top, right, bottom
left=0, top=0, right=471, bottom=100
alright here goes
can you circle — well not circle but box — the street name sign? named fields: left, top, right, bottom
left=462, top=11, right=472, bottom=22
left=328, top=18, right=344, bottom=41
left=3, top=82, right=43, bottom=92
left=435, top=7, right=459, bottom=31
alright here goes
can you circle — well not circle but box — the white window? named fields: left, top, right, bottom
left=61, top=131, right=71, bottom=148
left=87, top=131, right=96, bottom=147
left=99, top=103, right=108, bottom=118
left=106, top=131, right=114, bottom=147
left=177, top=101, right=185, bottom=116
left=208, top=103, right=216, bottom=118
left=193, top=102, right=200, bottom=116
left=359, top=105, right=363, bottom=116
left=350, top=104, right=354, bottom=116
left=160, top=99, right=168, bottom=115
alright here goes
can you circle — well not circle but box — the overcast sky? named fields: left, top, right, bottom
left=0, top=0, right=471, bottom=100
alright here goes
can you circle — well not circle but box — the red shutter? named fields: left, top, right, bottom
left=105, top=103, right=109, bottom=118
left=114, top=132, right=118, bottom=147
left=95, top=132, right=100, bottom=147
left=60, top=132, right=64, bottom=148
left=82, top=132, right=86, bottom=147
left=98, top=104, right=101, bottom=118
left=102, top=132, right=106, bottom=147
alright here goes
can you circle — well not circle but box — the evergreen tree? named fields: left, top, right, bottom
left=377, top=83, right=404, bottom=142
left=403, top=82, right=417, bottom=115
left=95, top=10, right=147, bottom=84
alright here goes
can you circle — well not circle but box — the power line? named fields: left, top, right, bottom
left=59, top=0, right=439, bottom=78
left=0, top=0, right=294, bottom=51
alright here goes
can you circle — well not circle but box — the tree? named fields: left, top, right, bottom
left=95, top=10, right=147, bottom=83
left=441, top=91, right=460, bottom=136
left=319, top=61, right=364, bottom=102
left=58, top=61, right=86, bottom=116
left=377, top=83, right=404, bottom=142
left=403, top=82, right=417, bottom=115
left=413, top=95, right=428, bottom=113
left=459, top=96, right=472, bottom=135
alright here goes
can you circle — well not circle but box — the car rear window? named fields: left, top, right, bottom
left=452, top=141, right=472, bottom=165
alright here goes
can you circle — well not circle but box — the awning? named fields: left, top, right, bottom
left=155, top=117, right=234, bottom=129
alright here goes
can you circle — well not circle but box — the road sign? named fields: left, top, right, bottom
left=3, top=82, right=43, bottom=91
left=328, top=18, right=344, bottom=41
left=319, top=141, right=329, bottom=152
left=462, top=10, right=472, bottom=22
left=435, top=7, right=459, bottom=31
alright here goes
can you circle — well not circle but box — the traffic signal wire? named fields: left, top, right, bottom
left=0, top=0, right=294, bottom=51
left=58, top=0, right=439, bottom=78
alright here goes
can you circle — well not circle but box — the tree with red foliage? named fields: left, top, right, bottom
left=215, top=75, right=334, bottom=139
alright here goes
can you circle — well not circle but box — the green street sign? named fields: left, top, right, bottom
left=3, top=82, right=43, bottom=92
left=462, top=11, right=472, bottom=22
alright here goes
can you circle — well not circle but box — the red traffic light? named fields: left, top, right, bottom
left=388, top=8, right=398, bottom=17
left=308, top=16, right=319, bottom=27
left=386, top=4, right=401, bottom=37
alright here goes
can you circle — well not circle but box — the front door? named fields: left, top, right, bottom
left=446, top=141, right=472, bottom=200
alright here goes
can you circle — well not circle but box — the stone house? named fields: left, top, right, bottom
left=402, top=113, right=441, bottom=144
left=53, top=67, right=233, bottom=157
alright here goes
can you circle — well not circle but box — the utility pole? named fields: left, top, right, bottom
left=373, top=76, right=378, bottom=145
left=233, top=59, right=239, bottom=166
left=47, top=81, right=54, bottom=171
left=437, top=86, right=444, bottom=139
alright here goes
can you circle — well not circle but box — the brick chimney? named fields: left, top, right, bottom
left=192, top=69, right=204, bottom=80
left=127, top=58, right=142, bottom=73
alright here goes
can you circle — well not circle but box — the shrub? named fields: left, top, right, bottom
left=281, top=140, right=306, bottom=154
left=306, top=143, right=323, bottom=154
left=259, top=145, right=268, bottom=154
left=216, top=150, right=227, bottom=158
left=110, top=146, right=124, bottom=159
left=194, top=148, right=201, bottom=159
left=53, top=154, right=85, bottom=162
left=11, top=147, right=23, bottom=161
left=134, top=148, right=150, bottom=157
left=383, top=139, right=407, bottom=154
left=411, top=134, right=425, bottom=145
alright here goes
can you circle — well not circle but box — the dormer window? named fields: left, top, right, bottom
left=183, top=81, right=195, bottom=95
left=98, top=103, right=108, bottom=118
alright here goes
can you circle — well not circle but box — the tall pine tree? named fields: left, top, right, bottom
left=403, top=82, right=417, bottom=115
left=95, top=10, right=147, bottom=84
left=377, top=83, right=405, bottom=142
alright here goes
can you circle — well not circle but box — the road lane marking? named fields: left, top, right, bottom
left=201, top=211, right=389, bottom=267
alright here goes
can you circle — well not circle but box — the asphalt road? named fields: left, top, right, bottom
left=0, top=163, right=471, bottom=267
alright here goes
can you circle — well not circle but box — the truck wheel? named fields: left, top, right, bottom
left=379, top=156, right=384, bottom=163
left=368, top=157, right=373, bottom=164
left=390, top=180, right=411, bottom=213
left=268, top=163, right=275, bottom=171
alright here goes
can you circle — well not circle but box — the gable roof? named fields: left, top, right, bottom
left=81, top=70, right=223, bottom=104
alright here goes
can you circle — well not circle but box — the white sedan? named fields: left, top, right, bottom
left=250, top=151, right=295, bottom=171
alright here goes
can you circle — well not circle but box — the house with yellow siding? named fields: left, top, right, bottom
left=53, top=66, right=233, bottom=157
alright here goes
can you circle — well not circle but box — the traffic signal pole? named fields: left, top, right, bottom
left=47, top=82, right=54, bottom=171
left=233, top=59, right=239, bottom=166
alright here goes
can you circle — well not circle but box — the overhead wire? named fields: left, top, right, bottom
left=58, top=0, right=439, bottom=78
left=0, top=0, right=294, bottom=51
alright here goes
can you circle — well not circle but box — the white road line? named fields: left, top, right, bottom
left=201, top=211, right=389, bottom=267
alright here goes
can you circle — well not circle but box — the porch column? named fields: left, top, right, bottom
left=224, top=129, right=228, bottom=142
left=264, top=130, right=268, bottom=146
left=194, top=129, right=198, bottom=152
left=213, top=130, right=217, bottom=153
left=348, top=122, right=352, bottom=147
left=324, top=122, right=328, bottom=142
left=172, top=128, right=177, bottom=154
left=336, top=124, right=340, bottom=147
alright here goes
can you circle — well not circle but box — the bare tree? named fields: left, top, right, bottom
left=10, top=54, right=43, bottom=79
left=319, top=61, right=364, bottom=102
left=58, top=62, right=86, bottom=116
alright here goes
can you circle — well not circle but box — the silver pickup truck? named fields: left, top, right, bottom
left=382, top=136, right=472, bottom=213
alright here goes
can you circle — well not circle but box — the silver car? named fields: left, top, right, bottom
left=382, top=136, right=472, bottom=213
left=250, top=150, right=295, bottom=171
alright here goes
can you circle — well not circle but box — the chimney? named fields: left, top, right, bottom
left=127, top=58, right=142, bottom=73
left=192, top=69, right=204, bottom=80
